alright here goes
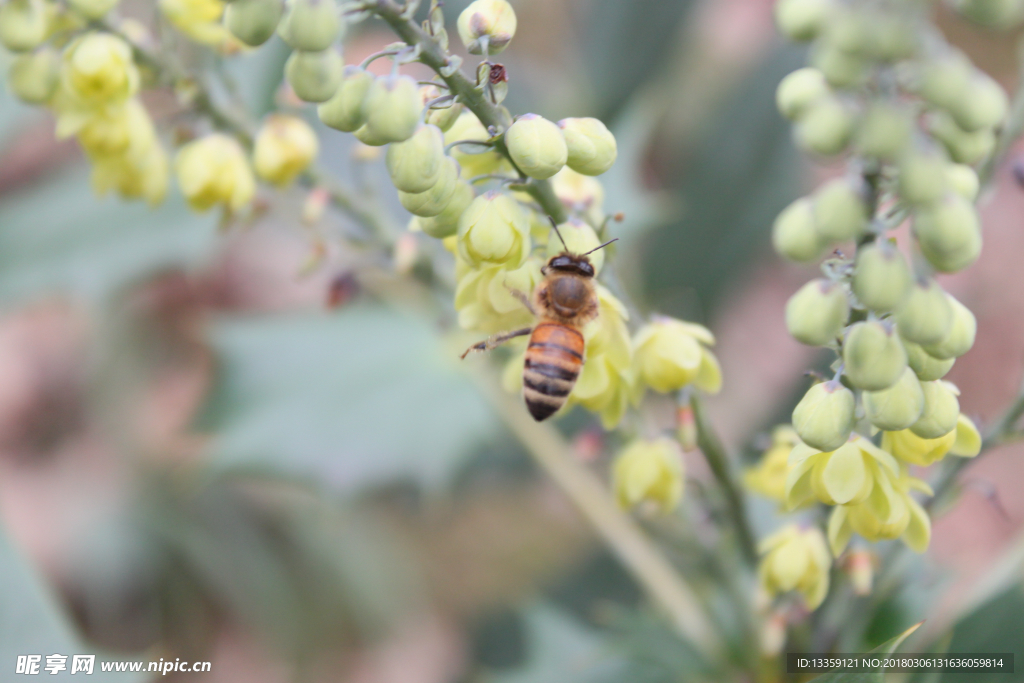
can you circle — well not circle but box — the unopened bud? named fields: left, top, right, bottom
left=457, top=190, right=531, bottom=267
left=856, top=102, right=912, bottom=160
left=505, top=114, right=568, bottom=180
left=398, top=156, right=460, bottom=217
left=813, top=178, right=868, bottom=243
left=361, top=74, right=421, bottom=144
left=0, top=0, right=50, bottom=52
left=774, top=0, right=834, bottom=42
left=895, top=280, right=954, bottom=346
left=418, top=181, right=474, bottom=239
left=301, top=186, right=330, bottom=225
left=914, top=194, right=982, bottom=273
left=919, top=52, right=972, bottom=111
left=904, top=339, right=955, bottom=381
left=864, top=367, right=925, bottom=431
left=843, top=321, right=907, bottom=391
left=676, top=404, right=698, bottom=452
left=426, top=100, right=463, bottom=132
left=795, top=96, right=854, bottom=156
left=812, top=44, right=867, bottom=88
left=910, top=381, right=960, bottom=439
left=776, top=67, right=830, bottom=120
left=929, top=111, right=997, bottom=165
left=558, top=117, right=617, bottom=176
left=945, top=164, right=980, bottom=201
left=278, top=0, right=342, bottom=52
left=225, top=0, right=285, bottom=47
left=792, top=380, right=855, bottom=452
left=317, top=66, right=373, bottom=132
left=68, top=0, right=119, bottom=19
left=898, top=151, right=948, bottom=205
left=846, top=550, right=874, bottom=596
left=922, top=295, right=976, bottom=360
left=786, top=279, right=849, bottom=346
left=285, top=49, right=343, bottom=103
left=8, top=47, right=59, bottom=104
left=386, top=124, right=445, bottom=193
left=949, top=74, right=1008, bottom=133
left=772, top=198, right=824, bottom=262
left=852, top=242, right=911, bottom=313
left=457, top=0, right=516, bottom=55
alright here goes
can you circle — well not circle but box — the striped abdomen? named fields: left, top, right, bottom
left=523, top=322, right=585, bottom=421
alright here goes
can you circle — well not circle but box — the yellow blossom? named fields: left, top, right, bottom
left=551, top=166, right=605, bottom=227
left=175, top=133, right=255, bottom=212
left=785, top=434, right=901, bottom=508
left=457, top=190, right=531, bottom=268
left=612, top=438, right=684, bottom=515
left=570, top=286, right=634, bottom=428
left=633, top=317, right=721, bottom=394
left=159, top=0, right=234, bottom=46
left=253, top=115, right=318, bottom=187
left=57, top=32, right=139, bottom=113
left=828, top=469, right=933, bottom=555
left=91, top=139, right=169, bottom=206
left=759, top=524, right=831, bottom=609
left=881, top=413, right=981, bottom=466
left=744, top=425, right=801, bottom=505
left=455, top=258, right=542, bottom=334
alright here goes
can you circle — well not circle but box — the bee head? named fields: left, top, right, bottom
left=543, top=217, right=617, bottom=279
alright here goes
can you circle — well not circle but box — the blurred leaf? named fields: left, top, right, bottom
left=808, top=621, right=922, bottom=683
left=0, top=523, right=145, bottom=682
left=197, top=307, right=499, bottom=489
left=0, top=166, right=217, bottom=305
left=936, top=584, right=1024, bottom=683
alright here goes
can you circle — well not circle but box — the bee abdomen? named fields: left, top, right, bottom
left=523, top=323, right=584, bottom=422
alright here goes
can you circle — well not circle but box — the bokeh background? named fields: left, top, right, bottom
left=1, top=0, right=1024, bottom=680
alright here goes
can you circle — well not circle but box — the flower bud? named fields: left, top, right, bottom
left=175, top=133, right=256, bottom=213
left=949, top=74, right=1008, bottom=133
left=774, top=0, right=833, bottom=41
left=910, top=381, right=960, bottom=439
left=921, top=295, right=976, bottom=360
left=772, top=198, right=824, bottom=262
left=795, top=97, right=853, bottom=156
left=278, top=0, right=342, bottom=51
left=868, top=13, right=917, bottom=62
left=634, top=318, right=721, bottom=394
left=852, top=242, right=911, bottom=313
left=846, top=549, right=875, bottom=596
left=758, top=524, right=831, bottom=610
left=811, top=45, right=867, bottom=88
left=558, top=117, right=617, bottom=176
left=945, top=164, right=980, bottom=201
left=361, top=74, right=421, bottom=144
left=352, top=123, right=390, bottom=146
left=225, top=0, right=284, bottom=47
left=856, top=102, right=912, bottom=160
left=386, top=124, right=445, bottom=193
left=919, top=52, right=972, bottom=112
left=914, top=194, right=982, bottom=273
left=955, top=0, right=1024, bottom=28
left=60, top=32, right=139, bottom=107
left=317, top=66, right=373, bottom=132
left=928, top=111, right=997, bottom=165
left=821, top=4, right=870, bottom=54
left=776, top=67, right=830, bottom=120
left=813, top=178, right=867, bottom=243
left=457, top=0, right=516, bottom=55
left=285, top=49, right=343, bottom=103
left=843, top=321, right=907, bottom=391
left=547, top=217, right=605, bottom=273
left=613, top=438, right=684, bottom=515
left=864, top=367, right=925, bottom=431
left=7, top=47, right=59, bottom=104
left=792, top=381, right=855, bottom=452
left=457, top=190, right=531, bottom=267
left=785, top=279, right=849, bottom=346
left=505, top=114, right=568, bottom=180
left=897, top=151, right=947, bottom=205
left=253, top=114, right=318, bottom=187
left=904, top=339, right=955, bottom=381
left=426, top=100, right=463, bottom=132
left=398, top=156, right=460, bottom=217
left=418, top=181, right=474, bottom=239
left=68, top=0, right=119, bottom=19
left=895, top=280, right=954, bottom=346
left=0, top=0, right=51, bottom=52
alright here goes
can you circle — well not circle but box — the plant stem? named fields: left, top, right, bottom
left=690, top=396, right=758, bottom=566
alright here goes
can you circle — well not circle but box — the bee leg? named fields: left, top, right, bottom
left=460, top=327, right=532, bottom=359
left=503, top=284, right=536, bottom=316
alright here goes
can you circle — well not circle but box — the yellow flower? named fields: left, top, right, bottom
left=785, top=434, right=901, bottom=508
left=457, top=190, right=531, bottom=268
left=454, top=258, right=542, bottom=334
left=159, top=0, right=234, bottom=46
left=58, top=32, right=139, bottom=110
left=744, top=425, right=801, bottom=505
left=91, top=139, right=169, bottom=206
left=551, top=166, right=605, bottom=227
left=633, top=317, right=721, bottom=394
left=570, top=286, right=634, bottom=428
left=759, top=524, right=831, bottom=609
left=175, top=134, right=255, bottom=212
left=612, top=438, right=684, bottom=515
left=75, top=98, right=150, bottom=157
left=253, top=115, right=318, bottom=187
left=828, top=469, right=933, bottom=555
left=881, top=413, right=981, bottom=466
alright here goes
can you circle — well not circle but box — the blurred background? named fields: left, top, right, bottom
left=1, top=0, right=1024, bottom=680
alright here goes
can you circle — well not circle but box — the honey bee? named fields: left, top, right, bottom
left=461, top=224, right=617, bottom=421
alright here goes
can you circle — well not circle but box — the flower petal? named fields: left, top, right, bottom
left=951, top=414, right=981, bottom=457
left=821, top=442, right=867, bottom=505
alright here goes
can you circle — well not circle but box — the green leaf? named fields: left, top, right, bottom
left=197, top=306, right=500, bottom=488
left=807, top=621, right=922, bottom=683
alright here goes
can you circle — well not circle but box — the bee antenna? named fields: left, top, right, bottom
left=582, top=238, right=619, bottom=256
left=547, top=216, right=569, bottom=251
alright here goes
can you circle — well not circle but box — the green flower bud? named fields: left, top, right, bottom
left=955, top=0, right=1024, bottom=28
left=398, top=157, right=460, bottom=217
left=546, top=217, right=605, bottom=274
left=919, top=52, right=972, bottom=111
left=856, top=103, right=912, bottom=161
left=444, top=111, right=511, bottom=178
left=361, top=74, right=421, bottom=144
left=811, top=44, right=867, bottom=88
left=945, top=164, right=980, bottom=201
left=0, top=0, right=50, bottom=52
left=852, top=242, right=911, bottom=313
left=948, top=74, right=1008, bottom=132
left=773, top=198, right=824, bottom=262
left=776, top=68, right=830, bottom=121
left=813, top=178, right=867, bottom=243
left=921, top=295, right=976, bottom=359
left=558, top=117, right=617, bottom=176
left=894, top=280, right=953, bottom=346
left=285, top=49, right=343, bottom=103
left=774, top=0, right=833, bottom=41
left=822, top=5, right=871, bottom=54
left=386, top=124, right=445, bottom=193
left=457, top=0, right=516, bottom=55
left=419, top=181, right=474, bottom=239
left=225, top=0, right=285, bottom=47
left=785, top=279, right=849, bottom=346
left=795, top=97, right=854, bottom=157
left=457, top=190, right=531, bottom=268
left=505, top=114, right=568, bottom=180
left=864, top=367, right=925, bottom=431
left=904, top=339, right=955, bottom=381
left=352, top=123, right=390, bottom=146
left=898, top=151, right=948, bottom=205
left=278, top=0, right=342, bottom=52
left=910, top=381, right=960, bottom=439
left=843, top=321, right=907, bottom=391
left=914, top=194, right=982, bottom=273
left=8, top=47, right=59, bottom=104
left=868, top=13, right=918, bottom=62
left=426, top=99, right=463, bottom=132
left=792, top=381, right=856, bottom=452
left=68, top=0, right=119, bottom=19
left=928, top=111, right=996, bottom=165
left=317, top=66, right=373, bottom=132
